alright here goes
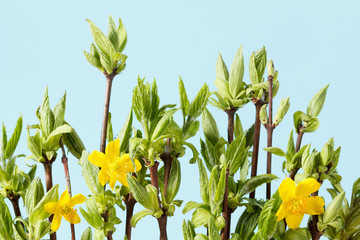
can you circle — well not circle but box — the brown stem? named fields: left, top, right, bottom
left=100, top=74, right=115, bottom=153
left=101, top=211, right=113, bottom=240
left=149, top=161, right=162, bottom=207
left=124, top=193, right=136, bottom=240
left=59, top=138, right=75, bottom=240
left=157, top=215, right=168, bottom=240
left=290, top=130, right=305, bottom=180
left=250, top=101, right=264, bottom=199
left=221, top=108, right=237, bottom=240
left=9, top=194, right=21, bottom=217
left=266, top=75, right=274, bottom=200
left=309, top=190, right=322, bottom=240
left=43, top=155, right=57, bottom=240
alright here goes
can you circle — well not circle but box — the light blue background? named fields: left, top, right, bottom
left=1, top=0, right=359, bottom=239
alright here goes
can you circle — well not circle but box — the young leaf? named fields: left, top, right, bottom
left=40, top=87, right=55, bottom=139
left=107, top=15, right=119, bottom=51
left=213, top=166, right=227, bottom=210
left=249, top=53, right=259, bottom=85
left=197, top=158, right=209, bottom=204
left=106, top=112, right=113, bottom=143
left=62, top=124, right=86, bottom=160
left=234, top=114, right=243, bottom=139
left=81, top=227, right=93, bottom=240
left=53, top=92, right=66, bottom=130
left=201, top=108, right=220, bottom=146
left=86, top=19, right=115, bottom=58
left=150, top=109, right=177, bottom=142
left=208, top=216, right=221, bottom=240
left=25, top=178, right=44, bottom=216
left=4, top=116, right=22, bottom=160
left=323, top=191, right=345, bottom=223
left=179, top=77, right=190, bottom=118
left=257, top=191, right=281, bottom=239
left=215, top=53, right=229, bottom=81
left=118, top=110, right=133, bottom=153
left=165, top=158, right=181, bottom=203
left=117, top=18, right=127, bottom=52
left=131, top=209, right=154, bottom=227
left=183, top=201, right=204, bottom=214
left=254, top=47, right=267, bottom=80
left=225, top=134, right=246, bottom=174
left=184, top=142, right=199, bottom=164
left=240, top=174, right=278, bottom=197
left=209, top=166, right=219, bottom=213
left=187, top=84, right=209, bottom=124
left=127, top=174, right=153, bottom=210
left=287, top=130, right=295, bottom=159
left=229, top=44, right=245, bottom=99
left=306, top=84, right=329, bottom=118
left=0, top=197, right=13, bottom=239
left=263, top=147, right=286, bottom=157
left=192, top=205, right=211, bottom=228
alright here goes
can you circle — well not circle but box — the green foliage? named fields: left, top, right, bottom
left=0, top=196, right=13, bottom=239
left=84, top=16, right=127, bottom=75
left=80, top=151, right=104, bottom=195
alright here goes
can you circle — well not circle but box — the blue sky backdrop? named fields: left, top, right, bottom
left=1, top=0, right=360, bottom=239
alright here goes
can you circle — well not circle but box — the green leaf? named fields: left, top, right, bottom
left=182, top=220, right=194, bottom=240
left=201, top=108, right=220, bottom=146
left=107, top=15, right=119, bottom=51
left=86, top=19, right=115, bottom=58
left=183, top=120, right=200, bottom=141
left=255, top=47, right=267, bottom=81
left=43, top=124, right=73, bottom=150
left=209, top=216, right=221, bottom=240
left=235, top=205, right=262, bottom=239
left=183, top=201, right=204, bottom=214
left=150, top=108, right=177, bottom=142
left=4, top=116, right=22, bottom=160
left=197, top=158, right=209, bottom=204
left=53, top=92, right=66, bottom=130
left=234, top=114, right=243, bottom=139
left=323, top=191, right=345, bottom=223
left=283, top=229, right=309, bottom=240
left=62, top=123, right=86, bottom=160
left=0, top=123, right=7, bottom=163
left=287, top=130, right=295, bottom=159
left=117, top=18, right=127, bottom=52
left=127, top=174, right=153, bottom=210
left=263, top=147, right=286, bottom=157
left=118, top=110, right=133, bottom=153
left=258, top=191, right=281, bottom=239
left=81, top=151, right=104, bottom=195
left=192, top=205, right=211, bottom=228
left=131, top=209, right=154, bottom=227
left=81, top=227, right=93, bottom=240
left=29, top=184, right=59, bottom=226
left=245, top=124, right=255, bottom=148
left=99, top=51, right=113, bottom=74
left=25, top=178, right=44, bottom=216
left=214, top=78, right=231, bottom=99
left=106, top=112, right=113, bottom=143
left=40, top=87, right=55, bottom=139
left=0, top=197, right=13, bottom=239
left=80, top=207, right=103, bottom=230
left=209, top=166, right=219, bottom=213
left=165, top=158, right=181, bottom=203
left=306, top=84, right=329, bottom=118
left=34, top=219, right=51, bottom=240
left=186, top=84, right=209, bottom=125
left=213, top=166, right=226, bottom=211
left=240, top=174, right=278, bottom=197
left=184, top=142, right=199, bottom=164
left=195, top=234, right=209, bottom=240
left=249, top=53, right=259, bottom=85
left=225, top=134, right=246, bottom=174
left=27, top=129, right=42, bottom=160
left=216, top=53, right=229, bottom=81
left=179, top=77, right=190, bottom=118
left=229, top=44, right=245, bottom=98
left=83, top=50, right=103, bottom=70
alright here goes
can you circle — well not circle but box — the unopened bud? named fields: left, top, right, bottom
left=320, top=138, right=334, bottom=166
left=259, top=104, right=268, bottom=125
left=274, top=97, right=290, bottom=126
left=267, top=60, right=275, bottom=77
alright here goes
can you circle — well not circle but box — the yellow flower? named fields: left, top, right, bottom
left=44, top=189, right=86, bottom=232
left=88, top=138, right=142, bottom=189
left=276, top=178, right=325, bottom=229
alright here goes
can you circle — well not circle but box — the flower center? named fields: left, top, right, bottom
left=288, top=199, right=305, bottom=215
left=61, top=205, right=72, bottom=215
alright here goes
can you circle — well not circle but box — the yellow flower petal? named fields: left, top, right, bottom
left=98, top=168, right=110, bottom=186
left=305, top=196, right=325, bottom=215
left=105, top=139, right=120, bottom=158
left=279, top=178, right=296, bottom=202
left=64, top=209, right=81, bottom=224
left=285, top=213, right=304, bottom=229
left=59, top=189, right=70, bottom=205
left=295, top=178, right=321, bottom=198
left=51, top=213, right=62, bottom=232
left=69, top=194, right=86, bottom=206
left=118, top=173, right=129, bottom=187
left=88, top=150, right=108, bottom=168
left=276, top=203, right=289, bottom=221
left=44, top=202, right=59, bottom=214
left=109, top=175, right=117, bottom=190
left=120, top=154, right=142, bottom=172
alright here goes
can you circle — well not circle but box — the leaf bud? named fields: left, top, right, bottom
left=259, top=104, right=268, bottom=125
left=320, top=138, right=334, bottom=166
left=274, top=97, right=290, bottom=126
left=267, top=60, right=275, bottom=77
